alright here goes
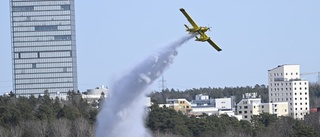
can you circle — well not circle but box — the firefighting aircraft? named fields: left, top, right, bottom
left=180, top=8, right=222, bottom=52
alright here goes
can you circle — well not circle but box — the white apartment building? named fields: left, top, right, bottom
left=237, top=92, right=288, bottom=121
left=191, top=94, right=233, bottom=109
left=268, top=65, right=309, bottom=120
left=215, top=98, right=232, bottom=110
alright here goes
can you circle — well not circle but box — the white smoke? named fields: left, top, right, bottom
left=95, top=34, right=196, bottom=137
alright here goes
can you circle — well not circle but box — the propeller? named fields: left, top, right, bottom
left=208, top=24, right=212, bottom=31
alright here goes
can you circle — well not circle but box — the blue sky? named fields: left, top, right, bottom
left=1, top=1, right=320, bottom=93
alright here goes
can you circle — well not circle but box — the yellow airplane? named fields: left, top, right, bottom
left=180, top=8, right=222, bottom=52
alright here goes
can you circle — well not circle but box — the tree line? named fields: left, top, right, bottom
left=0, top=92, right=96, bottom=137
left=0, top=84, right=319, bottom=136
left=148, top=105, right=320, bottom=137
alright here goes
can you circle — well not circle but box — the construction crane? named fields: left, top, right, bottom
left=300, top=72, right=320, bottom=84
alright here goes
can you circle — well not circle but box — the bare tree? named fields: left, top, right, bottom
left=0, top=126, right=10, bottom=137
left=73, top=117, right=94, bottom=137
left=218, top=126, right=251, bottom=137
left=50, top=118, right=71, bottom=137
left=256, top=117, right=295, bottom=137
left=23, top=120, right=48, bottom=137
left=9, top=124, right=23, bottom=137
left=152, top=130, right=183, bottom=137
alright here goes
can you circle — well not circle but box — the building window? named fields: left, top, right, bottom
left=61, top=5, right=71, bottom=10
left=306, top=107, right=308, bottom=110
left=275, top=109, right=277, bottom=112
left=290, top=103, right=292, bottom=105
left=305, top=102, right=308, bottom=105
left=54, top=35, right=71, bottom=41
left=239, top=106, right=242, bottom=109
left=300, top=103, right=302, bottom=105
left=300, top=108, right=302, bottom=110
left=244, top=106, right=248, bottom=109
left=239, top=111, right=242, bottom=114
left=295, top=108, right=297, bottom=110
left=295, top=93, right=297, bottom=95
left=305, top=97, right=307, bottom=100
left=12, top=6, right=34, bottom=12
left=300, top=98, right=302, bottom=100
left=295, top=103, right=297, bottom=105
left=295, top=98, right=297, bottom=100
left=244, top=115, right=247, bottom=118
left=244, top=111, right=247, bottom=114
left=305, top=87, right=307, bottom=90
left=32, top=63, right=36, bottom=69
left=35, top=25, right=58, bottom=31
left=305, top=92, right=307, bottom=95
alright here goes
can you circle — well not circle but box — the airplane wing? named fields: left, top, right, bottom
left=207, top=39, right=222, bottom=52
left=179, top=8, right=199, bottom=28
left=198, top=31, right=222, bottom=52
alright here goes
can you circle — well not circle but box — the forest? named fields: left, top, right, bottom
left=0, top=84, right=319, bottom=137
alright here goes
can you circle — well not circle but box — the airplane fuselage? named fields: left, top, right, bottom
left=186, top=27, right=209, bottom=33
left=180, top=8, right=222, bottom=51
left=195, top=37, right=210, bottom=42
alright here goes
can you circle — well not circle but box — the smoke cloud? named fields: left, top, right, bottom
left=95, top=34, right=195, bottom=137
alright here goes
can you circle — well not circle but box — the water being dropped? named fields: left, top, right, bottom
left=95, top=34, right=195, bottom=137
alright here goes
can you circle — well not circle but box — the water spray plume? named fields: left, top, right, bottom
left=95, top=33, right=196, bottom=137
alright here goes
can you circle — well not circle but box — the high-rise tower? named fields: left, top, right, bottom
left=268, top=65, right=309, bottom=120
left=10, top=0, right=78, bottom=95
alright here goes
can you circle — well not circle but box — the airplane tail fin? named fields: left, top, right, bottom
left=195, top=36, right=200, bottom=41
left=184, top=24, right=189, bottom=29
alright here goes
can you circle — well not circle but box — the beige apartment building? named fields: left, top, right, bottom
left=237, top=93, right=288, bottom=121
left=158, top=99, right=192, bottom=114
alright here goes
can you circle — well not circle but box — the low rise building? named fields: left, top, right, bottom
left=237, top=92, right=289, bottom=121
left=82, top=85, right=108, bottom=103
left=158, top=99, right=192, bottom=114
